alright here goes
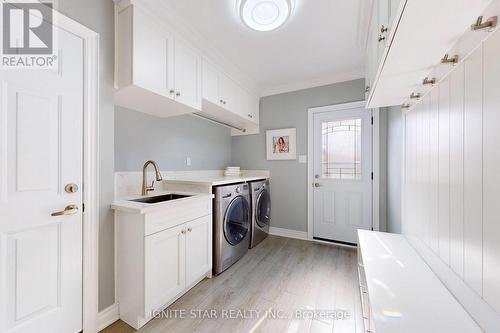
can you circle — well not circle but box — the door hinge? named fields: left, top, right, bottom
left=82, top=203, right=85, bottom=213
left=371, top=116, right=374, bottom=125
left=371, top=172, right=374, bottom=180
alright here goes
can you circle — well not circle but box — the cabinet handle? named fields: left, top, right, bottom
left=169, top=89, right=175, bottom=94
left=378, top=35, right=385, bottom=42
left=380, top=25, right=388, bottom=33
left=181, top=229, right=186, bottom=234
left=220, top=99, right=224, bottom=103
left=223, top=101, right=227, bottom=105
left=248, top=114, right=253, bottom=118
left=188, top=227, right=192, bottom=232
left=176, top=92, right=181, bottom=97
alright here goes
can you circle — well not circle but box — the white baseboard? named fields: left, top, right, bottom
left=268, top=227, right=308, bottom=240
left=98, top=303, right=119, bottom=331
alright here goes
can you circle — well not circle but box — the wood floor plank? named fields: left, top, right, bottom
left=100, top=236, right=362, bottom=333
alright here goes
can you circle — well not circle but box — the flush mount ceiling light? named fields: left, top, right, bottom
left=239, top=0, right=294, bottom=32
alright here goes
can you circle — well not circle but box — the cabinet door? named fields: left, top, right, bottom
left=133, top=7, right=174, bottom=97
left=186, top=215, right=212, bottom=287
left=220, top=74, right=242, bottom=114
left=174, top=39, right=202, bottom=110
left=145, top=224, right=186, bottom=314
left=202, top=59, right=220, bottom=105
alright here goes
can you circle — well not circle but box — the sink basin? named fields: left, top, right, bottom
left=129, top=194, right=192, bottom=204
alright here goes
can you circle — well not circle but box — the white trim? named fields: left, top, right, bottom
left=50, top=11, right=100, bottom=333
left=307, top=101, right=379, bottom=242
left=260, top=69, right=365, bottom=97
left=268, top=227, right=308, bottom=240
left=372, top=107, right=380, bottom=232
left=97, top=303, right=120, bottom=331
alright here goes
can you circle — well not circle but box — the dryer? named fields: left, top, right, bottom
left=249, top=179, right=271, bottom=248
left=213, top=183, right=251, bottom=275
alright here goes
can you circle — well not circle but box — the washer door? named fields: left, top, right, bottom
left=256, top=189, right=271, bottom=228
left=223, top=196, right=250, bottom=246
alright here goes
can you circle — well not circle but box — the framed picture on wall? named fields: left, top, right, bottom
left=266, top=128, right=297, bottom=160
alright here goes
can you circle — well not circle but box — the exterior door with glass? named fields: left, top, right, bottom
left=312, top=105, right=372, bottom=244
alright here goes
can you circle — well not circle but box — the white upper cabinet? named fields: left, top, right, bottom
left=114, top=1, right=259, bottom=135
left=201, top=59, right=260, bottom=134
left=365, top=0, right=498, bottom=108
left=174, top=39, right=202, bottom=110
left=115, top=4, right=202, bottom=117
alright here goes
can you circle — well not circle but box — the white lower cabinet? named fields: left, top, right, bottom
left=145, top=223, right=186, bottom=315
left=116, top=202, right=212, bottom=330
left=186, top=216, right=212, bottom=286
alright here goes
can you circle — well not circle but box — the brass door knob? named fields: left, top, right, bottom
left=51, top=205, right=79, bottom=217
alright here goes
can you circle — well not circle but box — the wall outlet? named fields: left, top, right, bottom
left=186, top=157, right=191, bottom=166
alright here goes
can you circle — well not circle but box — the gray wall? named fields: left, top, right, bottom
left=115, top=107, right=232, bottom=171
left=387, top=106, right=403, bottom=233
left=58, top=0, right=115, bottom=311
left=232, top=79, right=366, bottom=232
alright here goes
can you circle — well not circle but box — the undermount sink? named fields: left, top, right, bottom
left=129, top=194, right=192, bottom=204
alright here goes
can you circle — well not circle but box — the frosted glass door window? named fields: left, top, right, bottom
left=321, top=119, right=362, bottom=179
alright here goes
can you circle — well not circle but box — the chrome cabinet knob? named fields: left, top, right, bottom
left=169, top=89, right=175, bottom=94
left=181, top=229, right=186, bottom=234
left=176, top=92, right=181, bottom=97
left=378, top=35, right=385, bottom=42
left=314, top=183, right=322, bottom=188
left=188, top=227, right=192, bottom=232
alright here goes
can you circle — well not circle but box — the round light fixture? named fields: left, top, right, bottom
left=239, top=0, right=293, bottom=32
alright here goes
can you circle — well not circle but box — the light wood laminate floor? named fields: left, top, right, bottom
left=101, top=235, right=364, bottom=333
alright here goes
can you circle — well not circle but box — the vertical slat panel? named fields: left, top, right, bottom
left=415, top=103, right=423, bottom=239
left=463, top=45, right=483, bottom=296
left=438, top=78, right=451, bottom=265
left=429, top=88, right=440, bottom=254
left=422, top=96, right=431, bottom=246
left=483, top=28, right=500, bottom=314
left=449, top=63, right=465, bottom=278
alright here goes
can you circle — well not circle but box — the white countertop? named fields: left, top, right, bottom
left=164, top=175, right=268, bottom=186
left=111, top=191, right=213, bottom=214
left=357, top=230, right=482, bottom=333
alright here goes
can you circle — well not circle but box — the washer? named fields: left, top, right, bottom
left=213, top=183, right=251, bottom=275
left=249, top=179, right=271, bottom=248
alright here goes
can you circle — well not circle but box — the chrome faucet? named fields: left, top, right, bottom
left=141, top=160, right=163, bottom=196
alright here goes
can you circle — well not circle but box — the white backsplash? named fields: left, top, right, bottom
left=115, top=170, right=270, bottom=198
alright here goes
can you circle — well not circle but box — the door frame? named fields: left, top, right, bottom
left=50, top=9, right=100, bottom=333
left=307, top=101, right=380, bottom=243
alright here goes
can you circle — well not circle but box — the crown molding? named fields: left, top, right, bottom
left=260, top=68, right=365, bottom=97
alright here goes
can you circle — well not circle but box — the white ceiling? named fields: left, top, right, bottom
left=150, top=0, right=365, bottom=96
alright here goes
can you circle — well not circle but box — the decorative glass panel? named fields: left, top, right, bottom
left=321, top=118, right=362, bottom=179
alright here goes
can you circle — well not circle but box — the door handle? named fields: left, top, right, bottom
left=314, top=183, right=322, bottom=188
left=51, top=204, right=79, bottom=217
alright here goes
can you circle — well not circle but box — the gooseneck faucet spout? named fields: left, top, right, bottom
left=141, top=160, right=163, bottom=196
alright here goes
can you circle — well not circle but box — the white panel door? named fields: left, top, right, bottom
left=463, top=45, right=483, bottom=296
left=186, top=215, right=212, bottom=287
left=145, top=224, right=186, bottom=314
left=438, top=78, right=451, bottom=265
left=483, top=27, right=500, bottom=314
left=0, top=27, right=83, bottom=333
left=174, top=39, right=202, bottom=110
left=313, top=106, right=372, bottom=244
left=449, top=63, right=465, bottom=278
